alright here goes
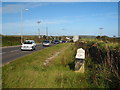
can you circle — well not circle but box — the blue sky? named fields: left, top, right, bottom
left=2, top=2, right=118, bottom=37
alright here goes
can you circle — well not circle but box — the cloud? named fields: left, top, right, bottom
left=2, top=14, right=118, bottom=36
left=1, top=1, right=119, bottom=14
left=2, top=0, right=120, bottom=2
left=2, top=18, right=71, bottom=34
left=1, top=3, right=47, bottom=14
left=2, top=4, right=23, bottom=14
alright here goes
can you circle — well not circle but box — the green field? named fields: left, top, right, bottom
left=2, top=35, right=48, bottom=47
left=2, top=35, right=66, bottom=47
left=2, top=38, right=120, bottom=88
left=2, top=36, right=21, bottom=47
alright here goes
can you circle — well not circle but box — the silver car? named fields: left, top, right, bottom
left=42, top=40, right=50, bottom=47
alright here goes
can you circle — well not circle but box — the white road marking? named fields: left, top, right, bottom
left=10, top=50, right=19, bottom=53
left=0, top=50, right=19, bottom=54
left=0, top=52, right=6, bottom=54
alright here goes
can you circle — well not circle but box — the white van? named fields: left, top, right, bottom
left=73, top=36, right=79, bottom=42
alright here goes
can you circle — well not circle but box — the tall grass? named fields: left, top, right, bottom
left=2, top=35, right=51, bottom=47
left=3, top=43, right=89, bottom=88
left=2, top=43, right=68, bottom=88
left=80, top=38, right=120, bottom=50
left=2, top=36, right=21, bottom=46
left=75, top=38, right=120, bottom=88
left=3, top=38, right=120, bottom=88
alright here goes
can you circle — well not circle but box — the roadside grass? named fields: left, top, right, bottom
left=2, top=36, right=21, bottom=47
left=77, top=38, right=120, bottom=88
left=80, top=38, right=120, bottom=50
left=3, top=38, right=119, bottom=88
left=3, top=43, right=88, bottom=88
left=2, top=35, right=52, bottom=47
left=2, top=43, right=68, bottom=88
left=44, top=43, right=88, bottom=88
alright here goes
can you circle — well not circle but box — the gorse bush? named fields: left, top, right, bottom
left=75, top=38, right=120, bottom=88
left=96, top=36, right=120, bottom=43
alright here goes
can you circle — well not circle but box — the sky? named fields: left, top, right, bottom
left=1, top=2, right=119, bottom=37
left=2, top=0, right=120, bottom=2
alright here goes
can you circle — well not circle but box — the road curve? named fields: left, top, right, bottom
left=2, top=44, right=54, bottom=65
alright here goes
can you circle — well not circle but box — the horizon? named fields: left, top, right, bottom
left=1, top=34, right=117, bottom=38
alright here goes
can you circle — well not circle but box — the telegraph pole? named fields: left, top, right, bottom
left=20, top=8, right=29, bottom=43
left=21, top=8, right=23, bottom=43
left=37, top=21, right=41, bottom=38
left=46, top=24, right=48, bottom=39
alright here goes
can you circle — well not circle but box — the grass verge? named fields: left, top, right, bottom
left=3, top=43, right=88, bottom=88
left=2, top=36, right=21, bottom=47
left=3, top=39, right=118, bottom=88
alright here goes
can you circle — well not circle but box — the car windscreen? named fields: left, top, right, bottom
left=24, top=41, right=33, bottom=44
left=55, top=40, right=59, bottom=42
left=43, top=40, right=49, bottom=43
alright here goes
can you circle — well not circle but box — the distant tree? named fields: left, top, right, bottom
left=79, top=36, right=81, bottom=39
left=96, top=36, right=101, bottom=39
left=43, top=35, right=47, bottom=40
left=61, top=36, right=66, bottom=40
left=113, top=35, right=116, bottom=38
left=50, top=36, right=54, bottom=40
left=59, top=36, right=62, bottom=40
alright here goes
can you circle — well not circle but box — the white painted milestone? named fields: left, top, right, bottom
left=75, top=48, right=85, bottom=59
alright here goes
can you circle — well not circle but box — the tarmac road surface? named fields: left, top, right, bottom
left=2, top=43, right=54, bottom=65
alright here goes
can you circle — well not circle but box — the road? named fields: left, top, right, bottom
left=2, top=44, right=54, bottom=65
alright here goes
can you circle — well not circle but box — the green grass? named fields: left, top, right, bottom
left=2, top=36, right=21, bottom=47
left=78, top=38, right=120, bottom=88
left=2, top=35, right=55, bottom=47
left=2, top=35, right=40, bottom=47
left=43, top=43, right=88, bottom=88
left=80, top=38, right=120, bottom=50
left=3, top=38, right=119, bottom=88
left=3, top=43, right=66, bottom=88
left=3, top=43, right=88, bottom=88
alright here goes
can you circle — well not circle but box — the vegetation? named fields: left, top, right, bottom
left=96, top=36, right=120, bottom=43
left=2, top=35, right=71, bottom=47
left=3, top=43, right=80, bottom=88
left=2, top=37, right=120, bottom=88
left=2, top=36, right=21, bottom=47
left=75, top=38, right=120, bottom=88
left=2, top=35, right=46, bottom=47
